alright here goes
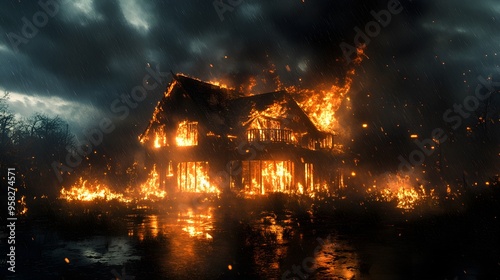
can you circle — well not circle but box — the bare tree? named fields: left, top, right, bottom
left=15, top=113, right=76, bottom=197
left=0, top=92, right=17, bottom=166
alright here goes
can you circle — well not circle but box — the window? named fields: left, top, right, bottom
left=242, top=160, right=294, bottom=194
left=167, top=161, right=174, bottom=177
left=176, top=121, right=198, bottom=146
left=177, top=161, right=215, bottom=192
left=305, top=163, right=314, bottom=192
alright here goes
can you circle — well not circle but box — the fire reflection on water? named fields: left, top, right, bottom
left=34, top=203, right=362, bottom=279
left=178, top=208, right=214, bottom=239
left=313, top=238, right=358, bottom=279
left=250, top=211, right=290, bottom=277
left=122, top=206, right=361, bottom=279
left=127, top=207, right=215, bottom=241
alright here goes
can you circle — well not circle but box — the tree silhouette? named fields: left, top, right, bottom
left=15, top=113, right=76, bottom=197
left=0, top=94, right=77, bottom=198
left=0, top=91, right=16, bottom=164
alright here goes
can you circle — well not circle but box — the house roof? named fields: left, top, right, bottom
left=228, top=91, right=322, bottom=135
left=140, top=74, right=327, bottom=143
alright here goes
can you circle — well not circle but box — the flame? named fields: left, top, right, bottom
left=261, top=161, right=293, bottom=193
left=288, top=45, right=365, bottom=134
left=297, top=182, right=304, bottom=194
left=176, top=121, right=198, bottom=146
left=60, top=165, right=166, bottom=202
left=367, top=173, right=437, bottom=210
left=60, top=177, right=131, bottom=202
left=250, top=98, right=291, bottom=125
left=289, top=72, right=353, bottom=133
left=153, top=125, right=168, bottom=148
left=136, top=164, right=166, bottom=200
left=177, top=162, right=219, bottom=193
left=239, top=76, right=257, bottom=94
left=207, top=80, right=233, bottom=90
left=394, top=187, right=420, bottom=210
left=243, top=161, right=294, bottom=194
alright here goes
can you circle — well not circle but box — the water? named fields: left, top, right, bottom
left=3, top=197, right=499, bottom=279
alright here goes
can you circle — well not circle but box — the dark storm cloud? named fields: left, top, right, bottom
left=0, top=0, right=498, bottom=179
left=345, top=0, right=500, bottom=178
left=0, top=0, right=388, bottom=123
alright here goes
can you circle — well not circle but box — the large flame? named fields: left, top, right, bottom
left=60, top=177, right=131, bottom=202
left=288, top=70, right=354, bottom=134
left=153, top=125, right=168, bottom=148
left=60, top=164, right=167, bottom=202
left=261, top=161, right=294, bottom=194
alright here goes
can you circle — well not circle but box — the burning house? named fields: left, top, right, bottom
left=139, top=74, right=340, bottom=195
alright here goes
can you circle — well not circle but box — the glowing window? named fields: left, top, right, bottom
left=176, top=121, right=198, bottom=146
left=177, top=161, right=217, bottom=193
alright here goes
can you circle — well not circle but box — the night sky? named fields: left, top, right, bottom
left=1, top=0, right=499, bottom=184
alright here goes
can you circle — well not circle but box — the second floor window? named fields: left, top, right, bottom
left=176, top=121, right=198, bottom=146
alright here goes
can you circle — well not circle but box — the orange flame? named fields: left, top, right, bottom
left=136, top=164, right=166, bottom=200
left=60, top=165, right=167, bottom=202
left=288, top=70, right=354, bottom=134
left=176, top=121, right=198, bottom=147
left=60, top=177, right=131, bottom=202
left=153, top=125, right=168, bottom=148
left=243, top=161, right=295, bottom=195
left=177, top=162, right=219, bottom=193
left=367, top=173, right=438, bottom=210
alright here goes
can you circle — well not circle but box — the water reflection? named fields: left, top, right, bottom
left=122, top=206, right=361, bottom=279
left=126, top=207, right=215, bottom=241
left=127, top=214, right=160, bottom=240
left=178, top=208, right=214, bottom=239
left=45, top=235, right=140, bottom=266
left=313, top=237, right=358, bottom=279
left=13, top=199, right=499, bottom=279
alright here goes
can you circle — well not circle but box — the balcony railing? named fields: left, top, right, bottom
left=246, top=129, right=296, bottom=144
left=246, top=129, right=334, bottom=151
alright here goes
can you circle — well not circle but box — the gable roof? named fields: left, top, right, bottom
left=228, top=91, right=321, bottom=136
left=140, top=74, right=327, bottom=143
